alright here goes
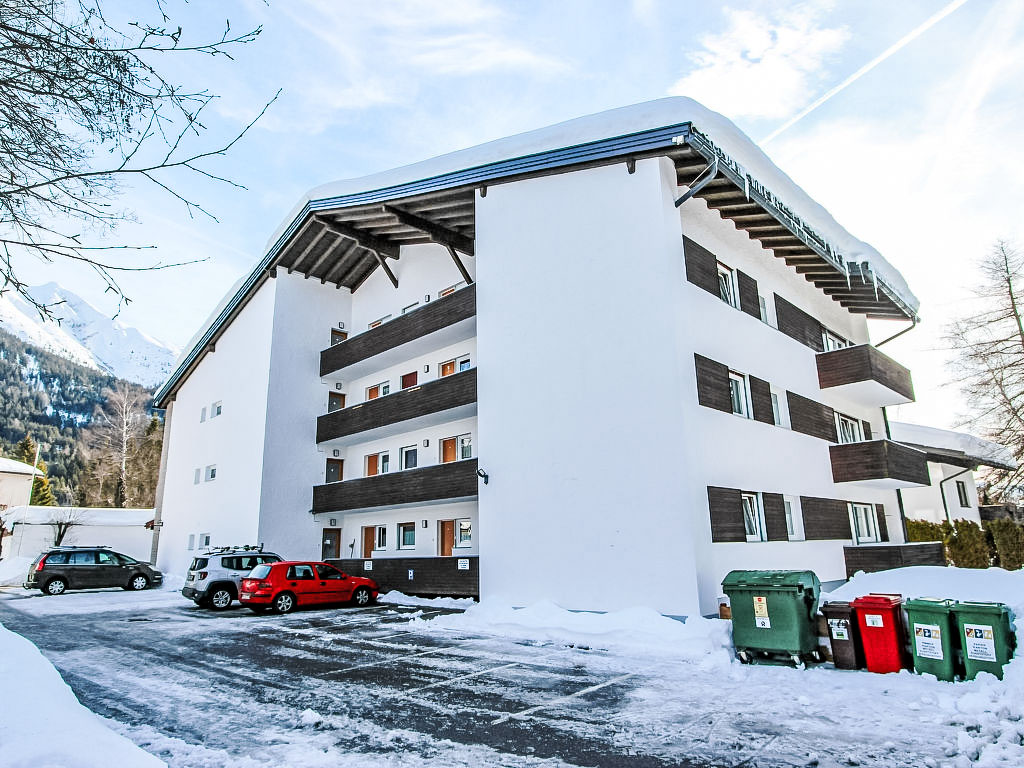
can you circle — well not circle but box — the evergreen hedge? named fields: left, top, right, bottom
left=905, top=516, right=1024, bottom=570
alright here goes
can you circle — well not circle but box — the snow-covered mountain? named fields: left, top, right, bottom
left=0, top=283, right=178, bottom=387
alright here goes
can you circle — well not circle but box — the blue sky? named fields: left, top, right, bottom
left=15, top=0, right=1024, bottom=428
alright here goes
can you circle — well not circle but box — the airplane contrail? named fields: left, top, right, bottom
left=761, top=0, right=970, bottom=144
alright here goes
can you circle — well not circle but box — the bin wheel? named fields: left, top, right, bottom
left=791, top=654, right=805, bottom=669
left=737, top=650, right=751, bottom=664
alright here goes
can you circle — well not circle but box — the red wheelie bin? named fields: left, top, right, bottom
left=852, top=593, right=909, bottom=674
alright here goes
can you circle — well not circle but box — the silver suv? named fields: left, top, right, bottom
left=181, top=546, right=282, bottom=610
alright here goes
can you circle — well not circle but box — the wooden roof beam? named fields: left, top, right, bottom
left=314, top=214, right=400, bottom=259
left=383, top=205, right=475, bottom=255
left=320, top=240, right=360, bottom=285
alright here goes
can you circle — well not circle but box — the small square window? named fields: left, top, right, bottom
left=200, top=533, right=211, bottom=548
left=717, top=263, right=737, bottom=307
left=187, top=534, right=195, bottom=551
left=836, top=413, right=863, bottom=444
left=398, top=522, right=416, bottom=549
left=402, top=302, right=419, bottom=314
left=375, top=526, right=387, bottom=550
left=212, top=401, right=222, bottom=418
left=459, top=435, right=472, bottom=460
left=193, top=468, right=201, bottom=485
left=200, top=406, right=207, bottom=423
left=456, top=519, right=472, bottom=548
left=956, top=480, right=971, bottom=508
left=401, top=446, right=418, bottom=470
left=728, top=372, right=748, bottom=417
left=367, top=382, right=390, bottom=400
left=205, top=465, right=217, bottom=482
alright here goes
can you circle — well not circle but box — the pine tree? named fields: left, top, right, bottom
left=10, top=433, right=58, bottom=506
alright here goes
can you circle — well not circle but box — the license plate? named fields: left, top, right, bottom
left=186, top=575, right=194, bottom=582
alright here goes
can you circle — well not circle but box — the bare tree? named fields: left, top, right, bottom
left=48, top=506, right=83, bottom=546
left=83, top=382, right=148, bottom=507
left=0, top=0, right=277, bottom=320
left=947, top=241, right=1024, bottom=499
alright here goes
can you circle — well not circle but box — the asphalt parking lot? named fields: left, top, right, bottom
left=0, top=590, right=717, bottom=768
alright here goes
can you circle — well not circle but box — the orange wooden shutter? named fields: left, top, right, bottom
left=367, top=385, right=379, bottom=400
left=366, top=454, right=379, bottom=476
left=441, top=438, right=456, bottom=463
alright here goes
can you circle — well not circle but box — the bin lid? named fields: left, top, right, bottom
left=851, top=593, right=902, bottom=608
left=904, top=597, right=955, bottom=611
left=951, top=601, right=1011, bottom=616
left=721, top=569, right=821, bottom=590
left=821, top=600, right=852, bottom=610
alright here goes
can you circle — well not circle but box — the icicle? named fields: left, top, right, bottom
left=743, top=172, right=750, bottom=201
left=872, top=268, right=879, bottom=301
left=843, top=260, right=851, bottom=290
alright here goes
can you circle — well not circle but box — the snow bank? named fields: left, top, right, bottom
left=0, top=556, right=32, bottom=587
left=823, top=565, right=1024, bottom=609
left=0, top=621, right=164, bottom=767
left=378, top=590, right=477, bottom=610
left=410, top=599, right=733, bottom=665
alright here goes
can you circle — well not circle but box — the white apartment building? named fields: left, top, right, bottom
left=154, top=97, right=939, bottom=617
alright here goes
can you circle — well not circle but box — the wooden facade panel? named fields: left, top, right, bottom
left=327, top=556, right=479, bottom=597
left=829, top=440, right=930, bottom=486
left=312, top=459, right=479, bottom=513
left=875, top=502, right=888, bottom=542
left=694, top=354, right=732, bottom=413
left=316, top=368, right=477, bottom=443
left=320, top=283, right=476, bottom=375
left=736, top=270, right=761, bottom=319
left=787, top=391, right=837, bottom=442
left=762, top=492, right=789, bottom=541
left=749, top=375, right=775, bottom=425
left=862, top=420, right=872, bottom=440
left=815, top=344, right=915, bottom=402
left=842, top=543, right=944, bottom=579
left=775, top=295, right=824, bottom=352
left=708, top=486, right=746, bottom=542
left=800, top=496, right=852, bottom=540
left=683, top=236, right=720, bottom=296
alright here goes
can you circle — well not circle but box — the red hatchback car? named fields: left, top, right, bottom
left=239, top=561, right=379, bottom=614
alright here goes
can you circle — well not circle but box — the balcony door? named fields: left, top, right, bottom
left=362, top=526, right=376, bottom=558
left=328, top=392, right=346, bottom=412
left=439, top=520, right=455, bottom=557
left=326, top=458, right=343, bottom=483
left=441, top=438, right=457, bottom=463
left=321, top=528, right=341, bottom=560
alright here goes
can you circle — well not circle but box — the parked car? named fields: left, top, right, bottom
left=240, top=561, right=379, bottom=614
left=182, top=546, right=282, bottom=610
left=24, top=546, right=163, bottom=595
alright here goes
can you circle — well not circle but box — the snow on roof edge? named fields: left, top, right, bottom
left=4, top=506, right=155, bottom=526
left=890, top=422, right=1017, bottom=471
left=0, top=457, right=41, bottom=476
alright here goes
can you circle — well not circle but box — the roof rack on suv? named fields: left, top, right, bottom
left=50, top=545, right=112, bottom=550
left=198, top=544, right=265, bottom=555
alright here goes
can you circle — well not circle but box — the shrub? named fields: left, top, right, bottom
left=945, top=519, right=992, bottom=568
left=906, top=519, right=948, bottom=543
left=985, top=519, right=1024, bottom=571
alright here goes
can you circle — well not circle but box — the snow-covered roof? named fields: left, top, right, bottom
left=0, top=458, right=41, bottom=477
left=890, top=422, right=1017, bottom=472
left=4, top=506, right=154, bottom=526
left=155, top=97, right=919, bottom=406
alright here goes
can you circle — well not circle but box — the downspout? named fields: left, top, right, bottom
left=876, top=317, right=917, bottom=348
left=877, top=317, right=919, bottom=542
left=938, top=466, right=975, bottom=525
left=150, top=401, right=174, bottom=566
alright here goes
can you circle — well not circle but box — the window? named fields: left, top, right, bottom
left=402, top=302, right=419, bottom=314
left=835, top=413, right=863, bottom=444
left=823, top=329, right=849, bottom=352
left=368, top=315, right=391, bottom=329
left=401, top=371, right=418, bottom=389
left=193, top=468, right=200, bottom=485
left=456, top=519, right=472, bottom=548
left=365, top=452, right=389, bottom=476
left=286, top=564, right=315, bottom=580
left=728, top=372, right=749, bottom=417
left=326, top=458, right=344, bottom=483
left=784, top=499, right=795, bottom=537
left=717, top=263, right=737, bottom=307
left=366, top=382, right=390, bottom=400
left=770, top=393, right=781, bottom=426
left=956, top=480, right=971, bottom=508
left=398, top=522, right=416, bottom=549
left=440, top=355, right=471, bottom=377
left=741, top=493, right=763, bottom=542
left=375, top=525, right=387, bottom=550
left=200, top=406, right=207, bottom=423
left=442, top=434, right=472, bottom=463
left=199, top=533, right=211, bottom=548
left=97, top=551, right=118, bottom=565
left=783, top=496, right=804, bottom=540
left=331, top=328, right=348, bottom=346
left=211, top=401, right=223, bottom=418
left=316, top=563, right=345, bottom=580
left=187, top=534, right=195, bottom=551
left=401, top=446, right=418, bottom=470
left=46, top=552, right=69, bottom=565
left=205, top=465, right=217, bottom=482
left=328, top=392, right=346, bottom=412
left=459, top=434, right=472, bottom=460
left=439, top=281, right=467, bottom=298
left=850, top=503, right=878, bottom=543
left=68, top=551, right=95, bottom=565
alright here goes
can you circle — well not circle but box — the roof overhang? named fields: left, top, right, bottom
left=897, top=442, right=1017, bottom=473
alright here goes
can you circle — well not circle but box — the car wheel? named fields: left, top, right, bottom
left=351, top=586, right=373, bottom=607
left=209, top=588, right=233, bottom=610
left=273, top=591, right=296, bottom=614
left=126, top=575, right=149, bottom=591
left=44, top=577, right=68, bottom=596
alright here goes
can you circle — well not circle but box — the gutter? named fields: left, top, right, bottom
left=939, top=467, right=977, bottom=525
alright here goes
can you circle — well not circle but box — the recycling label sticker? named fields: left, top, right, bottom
left=864, top=614, right=884, bottom=628
left=753, top=596, right=770, bottom=629
left=828, top=618, right=849, bottom=641
left=964, top=623, right=997, bottom=662
left=913, top=623, right=944, bottom=660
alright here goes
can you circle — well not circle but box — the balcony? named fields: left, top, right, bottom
left=320, top=284, right=476, bottom=378
left=816, top=344, right=914, bottom=406
left=830, top=440, right=930, bottom=489
left=312, top=458, right=479, bottom=513
left=317, top=368, right=477, bottom=445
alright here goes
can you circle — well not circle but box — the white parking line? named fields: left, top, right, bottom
left=388, top=661, right=522, bottom=698
left=490, top=673, right=636, bottom=725
left=325, top=646, right=447, bottom=675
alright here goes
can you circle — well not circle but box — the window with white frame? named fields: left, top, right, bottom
left=204, top=465, right=217, bottom=482
left=368, top=315, right=392, bottom=329
left=366, top=381, right=390, bottom=400
left=193, top=468, right=200, bottom=485
left=187, top=534, right=195, bottom=551
left=741, top=493, right=763, bottom=542
left=717, top=262, right=737, bottom=307
left=401, top=445, right=418, bottom=470
left=199, top=533, right=211, bottom=548
left=440, top=355, right=471, bottom=377
left=758, top=295, right=769, bottom=324
left=459, top=434, right=472, bottom=460
left=850, top=503, right=879, bottom=543
left=211, top=401, right=223, bottom=418
left=375, top=525, right=387, bottom=550
left=822, top=329, right=849, bottom=352
left=770, top=392, right=782, bottom=426
left=956, top=480, right=971, bottom=508
left=729, top=372, right=749, bottom=417
left=784, top=495, right=805, bottom=540
left=439, top=281, right=467, bottom=298
left=398, top=522, right=416, bottom=549
left=402, top=302, right=419, bottom=314
left=200, top=406, right=206, bottom=423
left=455, top=519, right=472, bottom=548
left=365, top=452, right=389, bottom=476
left=835, top=413, right=863, bottom=444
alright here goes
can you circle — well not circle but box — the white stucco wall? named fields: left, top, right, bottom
left=4, top=523, right=153, bottom=562
left=157, top=280, right=277, bottom=577
left=0, top=473, right=34, bottom=513
left=901, top=463, right=981, bottom=525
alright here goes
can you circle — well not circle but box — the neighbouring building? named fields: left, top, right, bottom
left=890, top=422, right=1017, bottom=526
left=2, top=506, right=156, bottom=561
left=153, top=97, right=944, bottom=617
left=0, top=458, right=38, bottom=515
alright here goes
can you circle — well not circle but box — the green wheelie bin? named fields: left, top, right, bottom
left=721, top=570, right=821, bottom=665
left=952, top=601, right=1016, bottom=680
left=904, top=598, right=957, bottom=682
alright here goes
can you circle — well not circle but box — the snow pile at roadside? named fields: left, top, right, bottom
left=378, top=590, right=476, bottom=610
left=0, top=556, right=32, bottom=587
left=409, top=599, right=733, bottom=664
left=826, top=566, right=1024, bottom=767
left=0, top=621, right=165, bottom=767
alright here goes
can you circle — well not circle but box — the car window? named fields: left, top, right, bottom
left=68, top=551, right=95, bottom=565
left=286, top=564, right=315, bottom=580
left=97, top=551, right=118, bottom=565
left=249, top=564, right=272, bottom=579
left=45, top=552, right=68, bottom=565
left=119, top=554, right=138, bottom=564
left=259, top=555, right=281, bottom=564
left=315, top=564, right=345, bottom=580
left=221, top=557, right=238, bottom=570
left=189, top=557, right=208, bottom=571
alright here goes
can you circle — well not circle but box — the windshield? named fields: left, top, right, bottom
left=248, top=564, right=272, bottom=579
left=118, top=553, right=138, bottom=564
left=189, top=558, right=209, bottom=571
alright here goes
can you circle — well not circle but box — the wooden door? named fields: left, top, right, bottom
left=325, top=458, right=343, bottom=483
left=441, top=437, right=457, bottom=463
left=330, top=329, right=348, bottom=346
left=440, top=360, right=455, bottom=377
left=440, top=520, right=455, bottom=557
left=366, top=454, right=379, bottom=476
left=362, top=527, right=376, bottom=558
left=328, top=392, right=346, bottom=412
left=321, top=528, right=341, bottom=560
left=401, top=371, right=418, bottom=389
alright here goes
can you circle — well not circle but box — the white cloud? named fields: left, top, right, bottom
left=669, top=5, right=849, bottom=120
